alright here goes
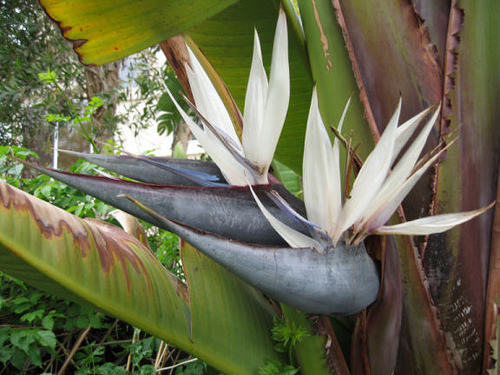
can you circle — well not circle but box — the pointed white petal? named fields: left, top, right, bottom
left=360, top=106, right=440, bottom=225
left=393, top=106, right=434, bottom=163
left=337, top=99, right=402, bottom=235
left=249, top=184, right=322, bottom=251
left=165, top=87, right=251, bottom=185
left=336, top=96, right=351, bottom=135
left=194, top=129, right=251, bottom=186
left=303, top=88, right=342, bottom=237
left=374, top=203, right=494, bottom=236
left=329, top=98, right=350, bottom=244
left=194, top=125, right=252, bottom=185
left=361, top=143, right=449, bottom=231
left=244, top=9, right=289, bottom=178
left=242, top=28, right=268, bottom=159
left=186, top=48, right=240, bottom=145
left=386, top=106, right=439, bottom=187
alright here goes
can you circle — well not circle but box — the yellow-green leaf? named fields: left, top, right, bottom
left=40, top=0, right=239, bottom=65
left=0, top=179, right=285, bottom=373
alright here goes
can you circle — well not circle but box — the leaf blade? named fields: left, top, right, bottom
left=0, top=179, right=192, bottom=348
left=40, top=0, right=239, bottom=65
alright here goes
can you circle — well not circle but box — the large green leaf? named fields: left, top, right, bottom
left=39, top=0, right=238, bottom=65
left=181, top=241, right=283, bottom=373
left=0, top=179, right=191, bottom=345
left=0, top=179, right=285, bottom=373
left=297, top=0, right=374, bottom=159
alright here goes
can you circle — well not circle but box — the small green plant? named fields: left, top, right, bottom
left=155, top=66, right=190, bottom=137
left=0, top=274, right=58, bottom=371
left=0, top=272, right=101, bottom=373
left=258, top=360, right=299, bottom=375
left=147, top=228, right=184, bottom=279
left=271, top=316, right=310, bottom=361
left=0, top=146, right=111, bottom=220
left=0, top=146, right=39, bottom=187
left=258, top=315, right=311, bottom=374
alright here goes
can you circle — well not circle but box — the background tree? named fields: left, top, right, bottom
left=0, top=0, right=83, bottom=161
left=0, top=1, right=124, bottom=165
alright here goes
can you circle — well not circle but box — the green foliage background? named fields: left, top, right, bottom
left=0, top=1, right=85, bottom=151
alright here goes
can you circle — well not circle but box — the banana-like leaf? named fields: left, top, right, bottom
left=485, top=181, right=500, bottom=373
left=180, top=241, right=283, bottom=373
left=27, top=162, right=308, bottom=246
left=394, top=234, right=455, bottom=374
left=0, top=179, right=286, bottom=373
left=427, top=0, right=500, bottom=373
left=123, top=195, right=380, bottom=315
left=297, top=0, right=374, bottom=160
left=39, top=0, right=238, bottom=65
left=336, top=0, right=442, bottom=126
left=0, top=179, right=191, bottom=348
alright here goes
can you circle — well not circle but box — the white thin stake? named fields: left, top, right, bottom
left=53, top=122, right=59, bottom=169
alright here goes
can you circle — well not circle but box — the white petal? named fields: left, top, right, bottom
left=165, top=86, right=250, bottom=185
left=362, top=143, right=448, bottom=231
left=386, top=106, right=439, bottom=187
left=374, top=203, right=494, bottom=236
left=193, top=127, right=250, bottom=186
left=360, top=106, right=440, bottom=225
left=337, top=99, right=402, bottom=235
left=393, top=106, right=433, bottom=164
left=336, top=96, right=351, bottom=135
left=248, top=184, right=322, bottom=251
left=243, top=9, right=289, bottom=178
left=186, top=48, right=240, bottom=145
left=303, top=88, right=342, bottom=237
left=242, top=29, right=268, bottom=159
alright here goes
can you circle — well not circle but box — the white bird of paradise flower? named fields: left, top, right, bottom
left=165, top=8, right=490, bottom=253
left=250, top=89, right=492, bottom=253
left=166, top=9, right=289, bottom=186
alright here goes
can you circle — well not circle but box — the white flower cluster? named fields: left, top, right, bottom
left=168, top=9, right=489, bottom=253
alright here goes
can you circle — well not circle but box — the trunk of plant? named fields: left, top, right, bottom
left=84, top=62, right=121, bottom=142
